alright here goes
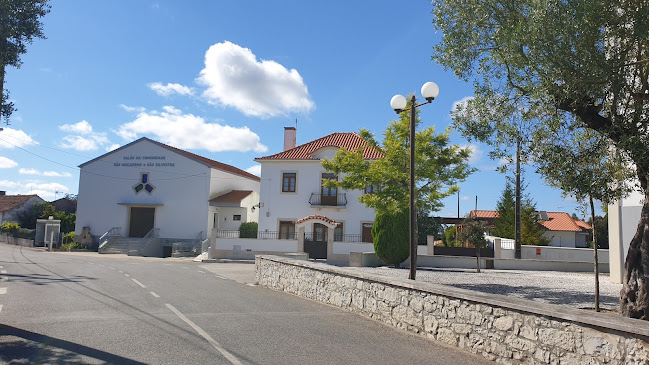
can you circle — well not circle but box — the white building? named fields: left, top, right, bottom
left=75, top=137, right=260, bottom=256
left=609, top=189, right=644, bottom=283
left=250, top=127, right=381, bottom=258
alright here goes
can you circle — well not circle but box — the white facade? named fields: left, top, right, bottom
left=542, top=230, right=588, bottom=248
left=609, top=189, right=644, bottom=283
left=75, top=138, right=259, bottom=248
left=256, top=148, right=375, bottom=238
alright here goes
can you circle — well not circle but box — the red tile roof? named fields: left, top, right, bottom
left=0, top=195, right=40, bottom=213
left=469, top=210, right=499, bottom=219
left=468, top=210, right=591, bottom=232
left=210, top=190, right=253, bottom=204
left=256, top=132, right=384, bottom=161
left=295, top=215, right=340, bottom=226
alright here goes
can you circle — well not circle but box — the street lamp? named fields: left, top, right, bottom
left=390, top=82, right=439, bottom=280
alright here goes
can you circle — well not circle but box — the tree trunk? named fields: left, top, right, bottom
left=620, top=188, right=649, bottom=319
left=589, top=195, right=600, bottom=312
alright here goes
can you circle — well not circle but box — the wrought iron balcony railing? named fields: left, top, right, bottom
left=309, top=193, right=347, bottom=207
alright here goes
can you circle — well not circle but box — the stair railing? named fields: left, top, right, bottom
left=98, top=227, right=122, bottom=252
left=137, top=228, right=160, bottom=255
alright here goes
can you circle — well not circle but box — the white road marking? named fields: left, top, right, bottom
left=109, top=267, right=116, bottom=270
left=150, top=292, right=160, bottom=298
left=1, top=277, right=6, bottom=282
left=0, top=266, right=3, bottom=268
left=182, top=267, right=189, bottom=270
left=215, top=275, right=227, bottom=280
left=197, top=271, right=205, bottom=274
left=0, top=288, right=6, bottom=295
left=246, top=283, right=256, bottom=287
left=165, top=303, right=241, bottom=365
left=0, top=270, right=6, bottom=274
left=131, top=278, right=146, bottom=288
left=125, top=274, right=130, bottom=277
left=0, top=304, right=3, bottom=313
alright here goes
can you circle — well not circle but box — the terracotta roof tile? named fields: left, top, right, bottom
left=256, top=132, right=383, bottom=161
left=539, top=212, right=583, bottom=232
left=469, top=210, right=499, bottom=219
left=574, top=220, right=593, bottom=231
left=295, top=215, right=340, bottom=226
left=209, top=190, right=254, bottom=204
left=0, top=195, right=39, bottom=213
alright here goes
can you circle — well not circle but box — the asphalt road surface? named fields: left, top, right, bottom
left=0, top=243, right=490, bottom=364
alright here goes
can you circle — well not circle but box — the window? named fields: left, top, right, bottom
left=279, top=221, right=295, bottom=239
left=364, top=185, right=376, bottom=194
left=233, top=215, right=241, bottom=221
left=282, top=173, right=296, bottom=192
left=334, top=223, right=344, bottom=242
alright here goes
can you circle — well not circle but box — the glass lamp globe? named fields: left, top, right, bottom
left=421, top=82, right=440, bottom=101
left=390, top=94, right=407, bottom=112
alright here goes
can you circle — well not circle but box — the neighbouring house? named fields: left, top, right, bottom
left=0, top=192, right=44, bottom=225
left=50, top=196, right=77, bottom=215
left=209, top=127, right=382, bottom=261
left=468, top=209, right=592, bottom=248
left=609, top=188, right=644, bottom=284
left=75, top=137, right=260, bottom=256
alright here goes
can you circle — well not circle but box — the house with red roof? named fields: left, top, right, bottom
left=0, top=192, right=44, bottom=225
left=252, top=127, right=382, bottom=257
left=469, top=209, right=592, bottom=248
left=75, top=137, right=260, bottom=256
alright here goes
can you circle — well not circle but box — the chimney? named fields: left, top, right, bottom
left=283, top=127, right=296, bottom=151
left=0, top=191, right=5, bottom=196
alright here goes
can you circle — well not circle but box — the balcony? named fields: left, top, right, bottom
left=309, top=193, right=347, bottom=207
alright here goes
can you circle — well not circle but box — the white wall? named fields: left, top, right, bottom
left=521, top=245, right=609, bottom=263
left=609, top=189, right=644, bottom=283
left=257, top=159, right=375, bottom=235
left=542, top=230, right=578, bottom=248
left=0, top=196, right=44, bottom=224
left=75, top=139, right=259, bottom=242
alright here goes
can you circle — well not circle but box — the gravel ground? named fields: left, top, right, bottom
left=352, top=266, right=623, bottom=311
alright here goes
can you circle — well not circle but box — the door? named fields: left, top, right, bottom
left=321, top=173, right=338, bottom=206
left=362, top=223, right=373, bottom=243
left=129, top=207, right=155, bottom=238
left=304, top=223, right=328, bottom=259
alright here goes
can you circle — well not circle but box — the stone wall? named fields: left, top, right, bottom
left=255, top=255, right=649, bottom=364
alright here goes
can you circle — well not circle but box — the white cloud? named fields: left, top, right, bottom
left=58, top=120, right=111, bottom=151
left=0, top=128, right=37, bottom=149
left=148, top=82, right=194, bottom=97
left=19, top=168, right=39, bottom=175
left=117, top=106, right=268, bottom=153
left=245, top=165, right=261, bottom=177
left=0, top=180, right=69, bottom=200
left=19, top=168, right=72, bottom=177
left=107, top=144, right=120, bottom=152
left=120, top=104, right=146, bottom=113
left=451, top=96, right=474, bottom=114
left=462, top=144, right=483, bottom=164
left=197, top=41, right=315, bottom=118
left=0, top=156, right=18, bottom=168
left=461, top=195, right=471, bottom=201
left=59, top=120, right=93, bottom=134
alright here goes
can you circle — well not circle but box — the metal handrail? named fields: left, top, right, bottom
left=308, top=193, right=347, bottom=207
left=98, top=227, right=122, bottom=251
left=137, top=228, right=160, bottom=255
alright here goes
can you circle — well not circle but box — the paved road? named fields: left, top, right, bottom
left=0, top=243, right=489, bottom=364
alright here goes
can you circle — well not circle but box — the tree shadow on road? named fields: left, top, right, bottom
left=3, top=273, right=97, bottom=286
left=0, top=324, right=146, bottom=364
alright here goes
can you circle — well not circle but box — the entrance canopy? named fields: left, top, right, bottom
left=295, top=215, right=339, bottom=229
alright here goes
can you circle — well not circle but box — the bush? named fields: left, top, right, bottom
left=0, top=222, right=20, bottom=236
left=239, top=222, right=258, bottom=238
left=372, top=209, right=410, bottom=267
left=62, top=232, right=75, bottom=244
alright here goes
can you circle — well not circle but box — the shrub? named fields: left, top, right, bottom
left=0, top=222, right=20, bottom=236
left=239, top=222, right=258, bottom=238
left=372, top=209, right=410, bottom=267
left=62, top=232, right=75, bottom=244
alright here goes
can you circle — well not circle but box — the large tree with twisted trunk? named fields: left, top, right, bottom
left=431, top=0, right=649, bottom=318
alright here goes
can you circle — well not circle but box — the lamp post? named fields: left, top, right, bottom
left=390, top=82, right=439, bottom=280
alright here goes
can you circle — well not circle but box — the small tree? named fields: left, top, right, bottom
left=372, top=209, right=410, bottom=267
left=457, top=218, right=488, bottom=273
left=239, top=222, right=258, bottom=238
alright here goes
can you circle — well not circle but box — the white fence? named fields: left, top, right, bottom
left=487, top=235, right=609, bottom=263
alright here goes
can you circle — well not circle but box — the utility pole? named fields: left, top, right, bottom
left=515, top=138, right=522, bottom=259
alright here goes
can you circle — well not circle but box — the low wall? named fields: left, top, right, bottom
left=256, top=255, right=649, bottom=364
left=521, top=246, right=609, bottom=264
left=430, top=246, right=494, bottom=258
left=492, top=258, right=609, bottom=273
left=0, top=234, right=34, bottom=247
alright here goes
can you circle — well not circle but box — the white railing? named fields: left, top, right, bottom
left=98, top=227, right=122, bottom=251
left=137, top=228, right=160, bottom=255
left=486, top=235, right=515, bottom=250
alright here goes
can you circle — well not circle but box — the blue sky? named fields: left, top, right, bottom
left=0, top=0, right=595, bottom=218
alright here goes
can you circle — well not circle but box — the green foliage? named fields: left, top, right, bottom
left=62, top=231, right=75, bottom=244
left=588, top=214, right=609, bottom=249
left=372, top=209, right=410, bottom=267
left=417, top=209, right=443, bottom=245
left=239, top=222, right=258, bottom=238
left=17, top=202, right=75, bottom=232
left=321, top=100, right=474, bottom=215
left=442, top=225, right=456, bottom=247
left=491, top=181, right=550, bottom=246
left=457, top=218, right=488, bottom=250
left=0, top=221, right=20, bottom=236
left=0, top=0, right=50, bottom=123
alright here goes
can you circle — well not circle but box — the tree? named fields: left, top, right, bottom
left=588, top=214, right=609, bottom=249
left=442, top=225, right=456, bottom=247
left=417, top=208, right=444, bottom=245
left=372, top=209, right=410, bottom=267
left=491, top=180, right=549, bottom=246
left=457, top=218, right=489, bottom=273
left=0, top=0, right=50, bottom=124
left=432, top=0, right=649, bottom=319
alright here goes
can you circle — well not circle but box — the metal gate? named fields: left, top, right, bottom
left=304, top=223, right=327, bottom=259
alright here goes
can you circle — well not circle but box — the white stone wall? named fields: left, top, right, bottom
left=256, top=256, right=649, bottom=364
